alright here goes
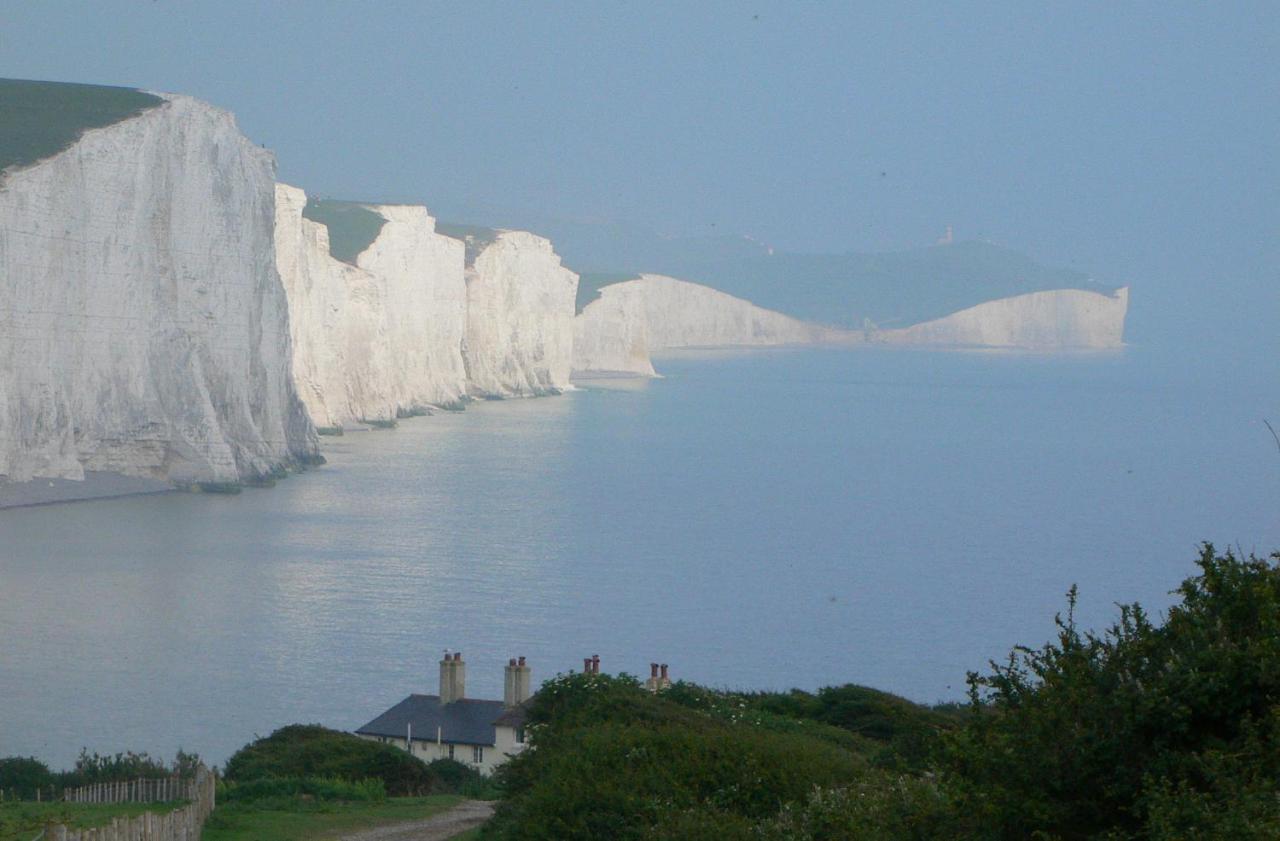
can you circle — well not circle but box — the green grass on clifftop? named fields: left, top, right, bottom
left=436, top=222, right=503, bottom=266
left=0, top=78, right=163, bottom=173
left=302, top=199, right=388, bottom=265
left=203, top=795, right=463, bottom=841
left=573, top=272, right=641, bottom=314
left=0, top=801, right=184, bottom=841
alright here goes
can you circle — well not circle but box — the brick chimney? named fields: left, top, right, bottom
left=440, top=651, right=465, bottom=704
left=504, top=656, right=532, bottom=708
left=660, top=663, right=671, bottom=690
left=646, top=662, right=660, bottom=693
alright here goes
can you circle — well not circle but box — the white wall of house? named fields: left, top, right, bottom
left=357, top=726, right=526, bottom=776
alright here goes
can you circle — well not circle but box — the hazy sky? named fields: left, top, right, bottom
left=2, top=2, right=1277, bottom=348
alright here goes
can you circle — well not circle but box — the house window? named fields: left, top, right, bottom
left=472, top=746, right=484, bottom=764
left=515, top=728, right=525, bottom=744
left=447, top=744, right=454, bottom=760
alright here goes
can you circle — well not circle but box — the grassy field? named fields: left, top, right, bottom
left=0, top=78, right=162, bottom=173
left=202, top=795, right=464, bottom=841
left=0, top=800, right=185, bottom=841
left=302, top=199, right=389, bottom=265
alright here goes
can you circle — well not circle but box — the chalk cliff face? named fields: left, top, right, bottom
left=274, top=186, right=468, bottom=429
left=880, top=287, right=1129, bottom=349
left=637, top=274, right=850, bottom=349
left=461, top=231, right=579, bottom=396
left=572, top=274, right=1129, bottom=375
left=572, top=281, right=657, bottom=377
left=0, top=94, right=318, bottom=486
left=356, top=204, right=469, bottom=411
left=572, top=274, right=851, bottom=375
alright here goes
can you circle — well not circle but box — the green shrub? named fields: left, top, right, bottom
left=219, top=775, right=386, bottom=804
left=59, top=750, right=179, bottom=788
left=486, top=672, right=868, bottom=839
left=756, top=776, right=953, bottom=840
left=424, top=759, right=498, bottom=798
left=940, top=545, right=1280, bottom=838
left=0, top=757, right=55, bottom=798
left=223, top=725, right=436, bottom=796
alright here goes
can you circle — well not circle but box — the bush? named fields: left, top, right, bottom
left=425, top=759, right=499, bottom=799
left=941, top=544, right=1280, bottom=838
left=0, top=757, right=55, bottom=798
left=486, top=672, right=868, bottom=839
left=219, top=775, right=386, bottom=804
left=223, top=725, right=437, bottom=796
left=757, top=776, right=953, bottom=840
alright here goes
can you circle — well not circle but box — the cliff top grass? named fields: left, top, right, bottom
left=302, top=199, right=388, bottom=265
left=0, top=78, right=163, bottom=174
left=574, top=272, right=641, bottom=314
left=0, top=801, right=184, bottom=841
left=436, top=222, right=503, bottom=266
left=202, top=795, right=463, bottom=841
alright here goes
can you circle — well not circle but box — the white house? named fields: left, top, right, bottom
left=355, top=652, right=531, bottom=776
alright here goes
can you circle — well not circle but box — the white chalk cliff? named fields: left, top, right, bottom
left=358, top=204, right=469, bottom=410
left=880, top=287, right=1129, bottom=349
left=0, top=93, right=318, bottom=487
left=460, top=230, right=579, bottom=396
left=572, top=274, right=853, bottom=376
left=573, top=275, right=1129, bottom=376
left=572, top=281, right=657, bottom=377
left=274, top=186, right=469, bottom=429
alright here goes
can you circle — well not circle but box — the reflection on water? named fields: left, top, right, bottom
left=1, top=347, right=1276, bottom=767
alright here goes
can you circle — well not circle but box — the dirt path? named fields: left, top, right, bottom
left=337, top=800, right=495, bottom=841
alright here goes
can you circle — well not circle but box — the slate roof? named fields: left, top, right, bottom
left=356, top=695, right=511, bottom=747
left=492, top=700, right=532, bottom=730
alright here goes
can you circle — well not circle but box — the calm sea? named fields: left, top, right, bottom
left=1, top=346, right=1276, bottom=768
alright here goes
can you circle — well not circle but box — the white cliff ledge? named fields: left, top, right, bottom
left=0, top=92, right=318, bottom=489
left=878, top=287, right=1129, bottom=350
left=572, top=274, right=853, bottom=377
left=275, top=185, right=469, bottom=430
left=573, top=276, right=1129, bottom=377
left=457, top=229, right=579, bottom=397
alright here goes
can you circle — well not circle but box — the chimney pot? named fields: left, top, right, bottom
left=660, top=664, right=669, bottom=679
left=509, top=658, right=517, bottom=666
left=651, top=663, right=659, bottom=677
left=592, top=654, right=600, bottom=674
left=583, top=657, right=592, bottom=673
left=518, top=655, right=526, bottom=666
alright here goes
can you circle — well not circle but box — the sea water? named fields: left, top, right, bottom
left=1, top=346, right=1276, bottom=767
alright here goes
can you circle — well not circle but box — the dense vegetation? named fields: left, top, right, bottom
left=486, top=545, right=1280, bottom=839
left=301, top=198, right=388, bottom=265
left=222, top=724, right=436, bottom=797
left=0, top=78, right=162, bottom=173
left=484, top=672, right=954, bottom=839
left=207, top=727, right=490, bottom=840
left=0, top=750, right=197, bottom=799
